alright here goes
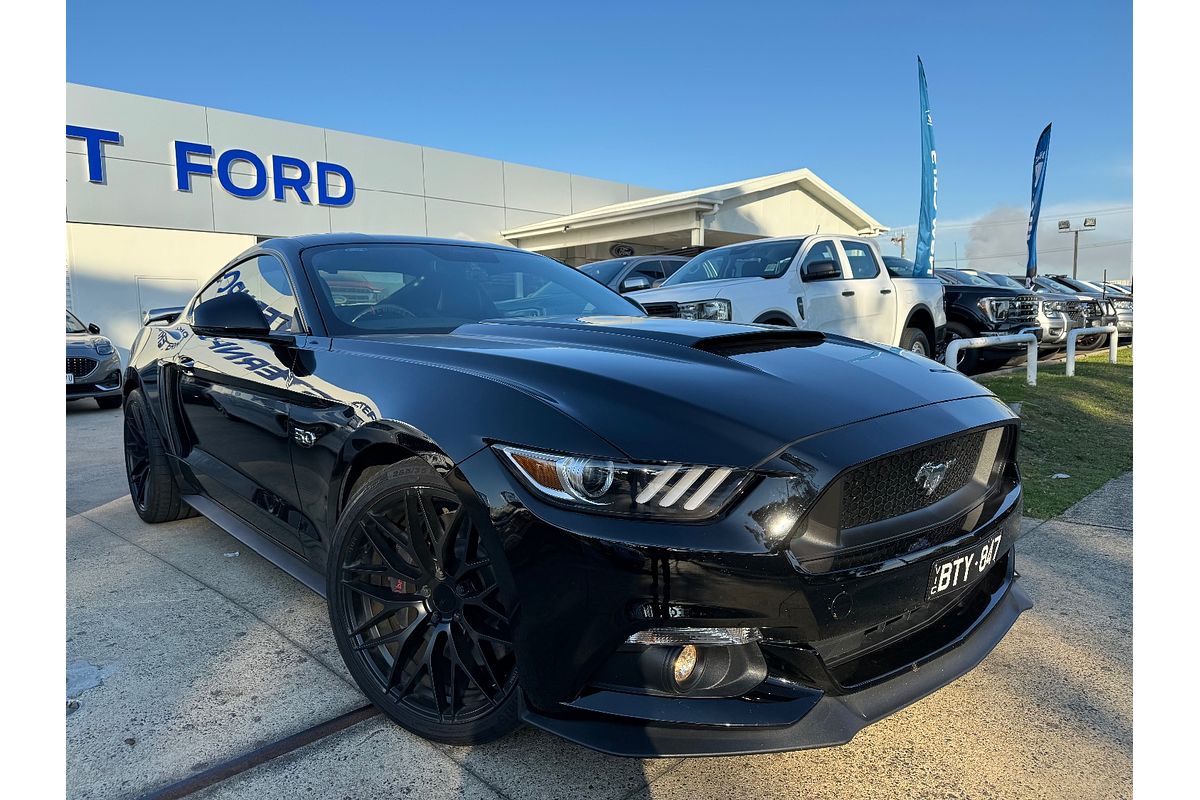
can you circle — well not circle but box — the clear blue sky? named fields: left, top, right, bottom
left=66, top=0, right=1132, bottom=274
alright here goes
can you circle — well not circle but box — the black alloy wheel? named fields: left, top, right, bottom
left=123, top=389, right=195, bottom=523
left=329, top=461, right=520, bottom=744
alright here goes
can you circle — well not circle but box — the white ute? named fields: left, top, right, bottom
left=627, top=236, right=946, bottom=356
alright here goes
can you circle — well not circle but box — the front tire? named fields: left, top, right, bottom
left=899, top=327, right=931, bottom=358
left=328, top=459, right=521, bottom=745
left=123, top=389, right=196, bottom=523
left=944, top=322, right=980, bottom=372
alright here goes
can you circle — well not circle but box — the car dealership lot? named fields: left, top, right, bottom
left=67, top=404, right=1131, bottom=799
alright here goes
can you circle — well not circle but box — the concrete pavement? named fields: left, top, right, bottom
left=65, top=402, right=1132, bottom=799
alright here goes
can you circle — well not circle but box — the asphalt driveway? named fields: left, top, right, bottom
left=66, top=402, right=1132, bottom=799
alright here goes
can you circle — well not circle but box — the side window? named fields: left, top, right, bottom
left=662, top=259, right=685, bottom=277
left=195, top=255, right=301, bottom=332
left=632, top=260, right=665, bottom=281
left=800, top=240, right=841, bottom=277
left=840, top=241, right=881, bottom=279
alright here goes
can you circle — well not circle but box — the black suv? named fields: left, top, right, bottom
left=937, top=268, right=1041, bottom=372
left=579, top=255, right=689, bottom=294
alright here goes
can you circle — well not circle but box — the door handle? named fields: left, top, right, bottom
left=880, top=288, right=893, bottom=295
left=841, top=290, right=855, bottom=297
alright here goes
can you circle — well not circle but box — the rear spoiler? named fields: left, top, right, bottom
left=143, top=306, right=184, bottom=326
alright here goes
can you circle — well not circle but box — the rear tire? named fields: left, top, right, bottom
left=95, top=395, right=123, bottom=410
left=944, top=322, right=980, bottom=372
left=328, top=459, right=521, bottom=746
left=123, top=389, right=196, bottom=523
left=899, top=327, right=931, bottom=358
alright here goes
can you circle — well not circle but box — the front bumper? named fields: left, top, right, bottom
left=523, top=577, right=1031, bottom=757
left=66, top=351, right=122, bottom=400
left=453, top=395, right=1029, bottom=756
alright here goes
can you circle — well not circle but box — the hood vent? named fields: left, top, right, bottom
left=694, top=330, right=825, bottom=357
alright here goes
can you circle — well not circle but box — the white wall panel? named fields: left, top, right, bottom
left=503, top=163, right=572, bottom=214
left=66, top=84, right=207, bottom=165
left=334, top=189, right=427, bottom=235
left=504, top=208, right=559, bottom=230
left=204, top=108, right=328, bottom=176
left=570, top=175, right=630, bottom=212
left=422, top=147, right=505, bottom=206
left=325, top=130, right=424, bottom=195
left=425, top=199, right=507, bottom=243
left=67, top=152, right=216, bottom=231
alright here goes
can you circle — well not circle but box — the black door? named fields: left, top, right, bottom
left=174, top=254, right=309, bottom=552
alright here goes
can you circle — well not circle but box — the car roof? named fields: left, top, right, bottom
left=259, top=232, right=529, bottom=257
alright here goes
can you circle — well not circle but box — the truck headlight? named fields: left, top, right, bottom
left=494, top=445, right=748, bottom=519
left=676, top=299, right=732, bottom=321
left=978, top=297, right=1012, bottom=322
left=1042, top=300, right=1067, bottom=313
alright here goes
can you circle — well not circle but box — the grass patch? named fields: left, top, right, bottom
left=978, top=347, right=1132, bottom=518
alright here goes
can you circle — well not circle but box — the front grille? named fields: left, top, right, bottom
left=1010, top=295, right=1039, bottom=323
left=67, top=357, right=97, bottom=378
left=840, top=431, right=987, bottom=529
left=640, top=302, right=679, bottom=318
left=1081, top=300, right=1104, bottom=318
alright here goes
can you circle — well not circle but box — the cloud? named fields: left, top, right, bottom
left=878, top=202, right=1132, bottom=282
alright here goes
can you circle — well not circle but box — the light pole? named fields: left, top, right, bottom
left=1057, top=217, right=1097, bottom=279
left=890, top=232, right=907, bottom=259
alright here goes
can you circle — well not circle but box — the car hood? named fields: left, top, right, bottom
left=67, top=333, right=110, bottom=353
left=343, top=316, right=993, bottom=468
left=628, top=278, right=753, bottom=303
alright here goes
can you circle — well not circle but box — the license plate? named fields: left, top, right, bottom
left=927, top=533, right=1003, bottom=599
left=66, top=374, right=74, bottom=384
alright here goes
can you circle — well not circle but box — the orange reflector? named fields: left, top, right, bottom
left=510, top=452, right=564, bottom=490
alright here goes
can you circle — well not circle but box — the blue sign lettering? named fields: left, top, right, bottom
left=217, top=148, right=268, bottom=199
left=66, top=125, right=122, bottom=183
left=65, top=124, right=355, bottom=206
left=174, top=140, right=214, bottom=192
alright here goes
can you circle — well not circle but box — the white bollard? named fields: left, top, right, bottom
left=1065, top=325, right=1119, bottom=377
left=944, top=333, right=1039, bottom=386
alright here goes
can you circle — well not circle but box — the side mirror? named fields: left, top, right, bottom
left=87, top=323, right=101, bottom=335
left=193, top=292, right=271, bottom=336
left=802, top=260, right=841, bottom=281
left=620, top=275, right=652, bottom=294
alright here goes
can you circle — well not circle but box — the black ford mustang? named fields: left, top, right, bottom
left=123, top=234, right=1032, bottom=757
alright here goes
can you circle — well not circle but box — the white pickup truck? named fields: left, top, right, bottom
left=627, top=235, right=946, bottom=356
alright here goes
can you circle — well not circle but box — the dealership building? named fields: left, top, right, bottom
left=66, top=83, right=885, bottom=356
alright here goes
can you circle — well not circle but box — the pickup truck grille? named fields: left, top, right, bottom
left=640, top=302, right=679, bottom=318
left=67, top=357, right=97, bottom=378
left=840, top=431, right=988, bottom=529
left=1010, top=295, right=1039, bottom=323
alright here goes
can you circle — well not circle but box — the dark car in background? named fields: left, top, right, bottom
left=122, top=234, right=1032, bottom=756
left=1009, top=275, right=1117, bottom=349
left=67, top=309, right=122, bottom=409
left=935, top=269, right=1041, bottom=373
left=579, top=254, right=689, bottom=294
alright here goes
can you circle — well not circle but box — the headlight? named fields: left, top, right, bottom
left=94, top=340, right=114, bottom=356
left=977, top=297, right=1013, bottom=322
left=676, top=299, right=732, bottom=321
left=494, top=444, right=747, bottom=519
left=1042, top=300, right=1067, bottom=313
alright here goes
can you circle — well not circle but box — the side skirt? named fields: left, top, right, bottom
left=182, top=493, right=326, bottom=598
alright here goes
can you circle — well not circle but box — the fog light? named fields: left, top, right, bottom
left=672, top=645, right=698, bottom=686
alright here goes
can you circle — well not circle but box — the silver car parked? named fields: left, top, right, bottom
left=67, top=309, right=122, bottom=408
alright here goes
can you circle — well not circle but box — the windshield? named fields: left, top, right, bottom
left=662, top=240, right=804, bottom=286
left=303, top=243, right=641, bottom=334
left=882, top=255, right=933, bottom=279
left=580, top=259, right=631, bottom=284
left=941, top=269, right=996, bottom=287
left=66, top=310, right=87, bottom=334
left=986, top=273, right=1027, bottom=290
left=1038, top=276, right=1080, bottom=293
